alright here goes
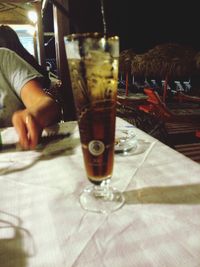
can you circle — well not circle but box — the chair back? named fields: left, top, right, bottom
left=144, top=88, right=165, bottom=106
left=143, top=88, right=172, bottom=119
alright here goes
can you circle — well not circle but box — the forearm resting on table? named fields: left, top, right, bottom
left=26, top=95, right=60, bottom=128
left=12, top=79, right=61, bottom=149
left=21, top=79, right=61, bottom=128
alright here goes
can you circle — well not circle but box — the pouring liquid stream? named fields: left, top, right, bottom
left=100, top=0, right=107, bottom=36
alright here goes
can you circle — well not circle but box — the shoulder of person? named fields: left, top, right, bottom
left=0, top=47, right=23, bottom=62
left=0, top=47, right=16, bottom=55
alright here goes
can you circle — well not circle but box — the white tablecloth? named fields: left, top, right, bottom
left=0, top=117, right=200, bottom=267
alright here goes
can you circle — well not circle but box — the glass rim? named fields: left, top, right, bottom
left=64, top=32, right=119, bottom=41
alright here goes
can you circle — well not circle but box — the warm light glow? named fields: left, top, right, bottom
left=28, top=11, right=38, bottom=24
left=27, top=26, right=36, bottom=36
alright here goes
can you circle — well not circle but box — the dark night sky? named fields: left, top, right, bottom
left=43, top=0, right=200, bottom=55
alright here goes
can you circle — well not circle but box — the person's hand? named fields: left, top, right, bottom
left=12, top=109, right=42, bottom=150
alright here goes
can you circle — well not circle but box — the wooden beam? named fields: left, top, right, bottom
left=0, top=2, right=43, bottom=24
left=34, top=1, right=46, bottom=67
left=53, top=0, right=76, bottom=120
left=41, top=0, right=48, bottom=12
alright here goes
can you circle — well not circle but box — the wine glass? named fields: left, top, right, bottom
left=64, top=33, right=125, bottom=213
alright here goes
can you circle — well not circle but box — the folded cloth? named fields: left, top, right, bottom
left=0, top=121, right=78, bottom=147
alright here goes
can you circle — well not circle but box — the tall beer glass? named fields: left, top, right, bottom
left=64, top=33, right=125, bottom=213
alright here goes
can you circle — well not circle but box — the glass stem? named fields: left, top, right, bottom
left=93, top=179, right=112, bottom=199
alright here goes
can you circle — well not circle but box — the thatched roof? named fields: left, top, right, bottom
left=130, top=43, right=198, bottom=80
left=119, top=48, right=136, bottom=74
left=0, top=1, right=40, bottom=25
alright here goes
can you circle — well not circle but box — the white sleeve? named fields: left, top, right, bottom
left=1, top=48, right=44, bottom=97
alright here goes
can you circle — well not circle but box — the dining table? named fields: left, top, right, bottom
left=0, top=116, right=200, bottom=267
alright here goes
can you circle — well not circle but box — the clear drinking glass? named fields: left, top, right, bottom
left=64, top=33, right=125, bottom=213
left=115, top=128, right=138, bottom=155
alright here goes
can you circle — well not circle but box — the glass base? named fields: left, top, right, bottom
left=79, top=183, right=125, bottom=214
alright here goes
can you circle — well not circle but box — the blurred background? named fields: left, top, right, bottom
left=2, top=0, right=199, bottom=74
left=41, top=0, right=200, bottom=72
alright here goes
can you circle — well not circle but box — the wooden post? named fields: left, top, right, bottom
left=125, top=72, right=129, bottom=97
left=163, top=77, right=168, bottom=103
left=34, top=1, right=46, bottom=67
left=53, top=0, right=76, bottom=120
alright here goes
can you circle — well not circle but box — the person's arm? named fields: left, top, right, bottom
left=12, top=79, right=61, bottom=150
